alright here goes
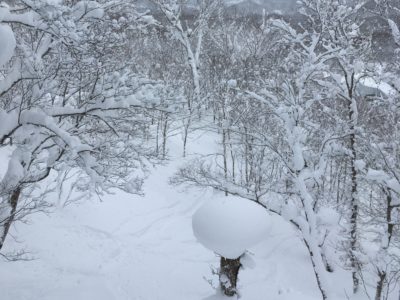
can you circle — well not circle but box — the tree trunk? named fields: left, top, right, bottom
left=155, top=114, right=160, bottom=155
left=220, top=256, right=242, bottom=297
left=374, top=189, right=394, bottom=300
left=0, top=188, right=21, bottom=250
left=183, top=115, right=191, bottom=158
left=346, top=73, right=360, bottom=294
left=375, top=271, right=386, bottom=300
left=222, top=129, right=228, bottom=196
left=162, top=114, right=168, bottom=159
left=349, top=121, right=359, bottom=294
left=244, top=127, right=249, bottom=188
left=295, top=175, right=331, bottom=300
left=303, top=238, right=329, bottom=300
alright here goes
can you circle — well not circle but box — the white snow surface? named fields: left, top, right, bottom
left=359, top=76, right=396, bottom=96
left=0, top=24, right=16, bottom=68
left=388, top=19, right=400, bottom=46
left=0, top=132, right=393, bottom=300
left=73, top=1, right=104, bottom=20
left=227, top=79, right=237, bottom=88
left=192, top=195, right=270, bottom=259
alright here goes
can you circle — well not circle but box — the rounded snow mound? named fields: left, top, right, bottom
left=192, top=195, right=270, bottom=259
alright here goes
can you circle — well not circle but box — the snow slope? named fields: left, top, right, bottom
left=0, top=132, right=394, bottom=300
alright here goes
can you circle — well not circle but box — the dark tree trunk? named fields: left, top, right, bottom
left=375, top=271, right=386, bottom=300
left=222, top=128, right=228, bottom=196
left=346, top=73, right=360, bottom=294
left=0, top=188, right=21, bottom=250
left=349, top=130, right=360, bottom=293
left=183, top=115, right=191, bottom=158
left=303, top=237, right=328, bottom=300
left=162, top=115, right=168, bottom=159
left=219, top=256, right=241, bottom=297
left=375, top=189, right=394, bottom=300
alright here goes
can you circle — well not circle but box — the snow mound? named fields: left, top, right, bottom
left=0, top=24, right=16, bottom=68
left=192, top=196, right=270, bottom=259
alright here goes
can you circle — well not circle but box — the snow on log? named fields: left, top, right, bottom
left=192, top=195, right=270, bottom=259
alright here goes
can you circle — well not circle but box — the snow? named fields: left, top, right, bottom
left=0, top=133, right=394, bottom=300
left=0, top=110, right=18, bottom=141
left=227, top=79, right=237, bottom=88
left=0, top=3, right=9, bottom=21
left=0, top=24, right=16, bottom=68
left=388, top=19, right=400, bottom=46
left=359, top=77, right=396, bottom=96
left=281, top=201, right=299, bottom=221
left=140, top=15, right=158, bottom=26
left=2, top=10, right=37, bottom=28
left=0, top=63, right=22, bottom=95
left=387, top=178, right=400, bottom=194
left=192, top=195, right=270, bottom=259
left=1, top=149, right=26, bottom=190
left=354, top=159, right=366, bottom=171
left=73, top=1, right=104, bottom=20
left=366, top=169, right=400, bottom=194
left=1, top=1, right=399, bottom=298
left=19, top=110, right=92, bottom=154
left=317, top=207, right=340, bottom=227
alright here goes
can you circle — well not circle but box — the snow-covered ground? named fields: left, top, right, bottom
left=0, top=133, right=390, bottom=300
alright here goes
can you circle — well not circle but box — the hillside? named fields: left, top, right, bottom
left=0, top=133, right=384, bottom=300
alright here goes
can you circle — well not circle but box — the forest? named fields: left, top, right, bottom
left=0, top=0, right=399, bottom=299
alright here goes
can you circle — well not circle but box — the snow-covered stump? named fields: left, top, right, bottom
left=192, top=196, right=270, bottom=297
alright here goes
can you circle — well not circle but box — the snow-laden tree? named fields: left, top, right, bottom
left=174, top=13, right=337, bottom=300
left=295, top=0, right=375, bottom=293
left=202, top=16, right=276, bottom=198
left=169, top=1, right=400, bottom=298
left=357, top=2, right=400, bottom=296
left=363, top=114, right=400, bottom=300
left=150, top=0, right=220, bottom=156
left=0, top=0, right=169, bottom=253
left=172, top=1, right=384, bottom=298
left=243, top=20, right=342, bottom=300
